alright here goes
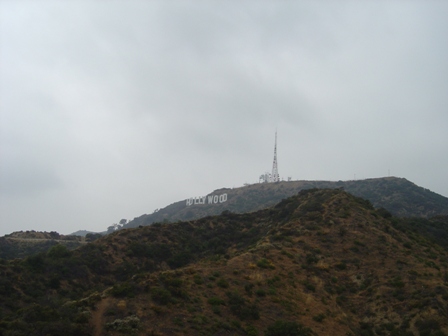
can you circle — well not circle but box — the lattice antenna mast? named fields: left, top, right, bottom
left=271, top=131, right=279, bottom=182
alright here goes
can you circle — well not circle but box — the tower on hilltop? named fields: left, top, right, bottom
left=271, top=131, right=279, bottom=182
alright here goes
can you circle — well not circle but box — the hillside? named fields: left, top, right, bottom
left=0, top=231, right=100, bottom=260
left=125, top=177, right=448, bottom=229
left=0, top=189, right=447, bottom=335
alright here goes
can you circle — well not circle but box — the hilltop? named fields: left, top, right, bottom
left=0, top=231, right=101, bottom=260
left=0, top=189, right=447, bottom=335
left=125, top=177, right=448, bottom=229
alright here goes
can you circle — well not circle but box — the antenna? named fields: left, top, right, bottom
left=271, top=131, right=279, bottom=182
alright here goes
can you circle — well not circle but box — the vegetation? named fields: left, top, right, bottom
left=1, top=188, right=448, bottom=335
left=0, top=231, right=86, bottom=260
left=265, top=320, right=312, bottom=336
left=124, top=177, right=448, bottom=229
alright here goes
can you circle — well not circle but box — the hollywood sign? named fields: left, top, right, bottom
left=186, top=193, right=228, bottom=206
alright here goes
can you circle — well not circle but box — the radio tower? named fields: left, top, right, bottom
left=271, top=131, right=279, bottom=182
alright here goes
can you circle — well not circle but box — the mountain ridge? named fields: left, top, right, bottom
left=125, top=177, right=448, bottom=230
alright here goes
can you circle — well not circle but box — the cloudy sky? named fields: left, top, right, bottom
left=1, top=1, right=447, bottom=236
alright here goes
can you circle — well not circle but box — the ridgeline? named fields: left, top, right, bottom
left=125, top=177, right=448, bottom=229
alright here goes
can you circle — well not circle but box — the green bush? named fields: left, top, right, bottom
left=255, top=289, right=266, bottom=297
left=415, top=319, right=443, bottom=336
left=306, top=253, right=318, bottom=264
left=151, top=287, right=172, bottom=305
left=47, top=244, right=71, bottom=259
left=167, top=251, right=193, bottom=268
left=335, top=262, right=347, bottom=270
left=312, top=313, right=325, bottom=322
left=265, top=320, right=312, bottom=336
left=207, top=297, right=225, bottom=306
left=245, top=324, right=259, bottom=336
left=256, top=258, right=274, bottom=269
left=244, top=283, right=254, bottom=296
left=389, top=276, right=405, bottom=288
left=226, top=291, right=260, bottom=321
left=217, top=278, right=229, bottom=288
left=25, top=253, right=46, bottom=271
left=193, top=274, right=203, bottom=284
left=109, top=282, right=136, bottom=298
left=303, top=281, right=315, bottom=292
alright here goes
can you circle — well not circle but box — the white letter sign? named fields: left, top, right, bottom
left=186, top=193, right=228, bottom=206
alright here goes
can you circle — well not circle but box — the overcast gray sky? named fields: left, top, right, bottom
left=1, top=1, right=447, bottom=236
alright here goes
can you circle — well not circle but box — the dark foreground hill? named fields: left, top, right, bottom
left=125, top=177, right=448, bottom=230
left=0, top=189, right=447, bottom=335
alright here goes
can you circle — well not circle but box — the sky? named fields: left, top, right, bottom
left=1, top=1, right=447, bottom=236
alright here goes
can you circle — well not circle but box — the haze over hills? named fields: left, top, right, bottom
left=0, top=188, right=447, bottom=335
left=125, top=177, right=448, bottom=230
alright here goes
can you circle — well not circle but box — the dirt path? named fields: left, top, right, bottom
left=92, top=297, right=111, bottom=336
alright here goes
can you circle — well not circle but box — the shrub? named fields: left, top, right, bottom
left=106, top=315, right=140, bottom=332
left=109, top=282, right=136, bottom=298
left=336, top=295, right=348, bottom=305
left=306, top=253, right=318, bottom=264
left=415, top=319, right=443, bottom=336
left=244, top=283, right=254, bottom=296
left=389, top=276, right=405, bottom=288
left=159, top=274, right=188, bottom=299
left=226, top=291, right=260, bottom=321
left=255, top=289, right=266, bottom=297
left=335, top=262, right=347, bottom=270
left=47, top=244, right=71, bottom=259
left=151, top=287, right=172, bottom=305
left=265, top=320, right=312, bottom=336
left=167, top=251, right=193, bottom=268
left=207, top=297, right=225, bottom=306
left=312, top=313, right=325, bottom=322
left=377, top=208, right=392, bottom=218
left=245, top=324, right=259, bottom=336
left=303, top=281, right=315, bottom=292
left=193, top=274, right=203, bottom=284
left=48, top=277, right=61, bottom=289
left=212, top=305, right=221, bottom=315
left=257, top=258, right=274, bottom=269
left=25, top=253, right=46, bottom=271
left=22, top=304, right=60, bottom=323
left=217, top=278, right=229, bottom=288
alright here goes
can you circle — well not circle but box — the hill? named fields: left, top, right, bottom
left=0, top=231, right=101, bottom=260
left=125, top=177, right=448, bottom=229
left=70, top=230, right=102, bottom=237
left=0, top=189, right=447, bottom=335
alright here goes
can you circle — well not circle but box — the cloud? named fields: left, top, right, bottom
left=1, top=1, right=447, bottom=236
left=0, top=160, right=62, bottom=197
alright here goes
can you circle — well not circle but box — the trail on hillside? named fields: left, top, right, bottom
left=92, top=297, right=111, bottom=336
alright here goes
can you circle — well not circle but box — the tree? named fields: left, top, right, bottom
left=107, top=225, right=116, bottom=234
left=47, top=244, right=71, bottom=259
